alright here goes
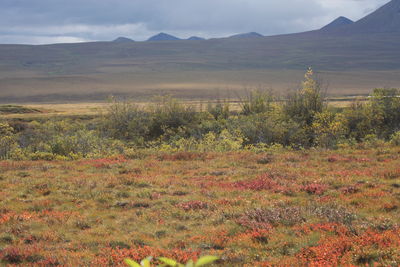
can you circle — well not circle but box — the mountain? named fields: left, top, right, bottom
left=228, top=32, right=263, bottom=39
left=332, top=0, right=400, bottom=33
left=112, top=37, right=135, bottom=43
left=147, top=33, right=181, bottom=41
left=0, top=0, right=400, bottom=103
left=320, top=16, right=353, bottom=31
left=187, top=36, right=205, bottom=41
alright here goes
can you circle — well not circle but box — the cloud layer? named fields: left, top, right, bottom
left=0, top=0, right=390, bottom=44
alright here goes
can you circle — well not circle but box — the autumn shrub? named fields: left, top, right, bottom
left=177, top=201, right=210, bottom=211
left=301, top=183, right=328, bottom=195
left=390, top=131, right=400, bottom=146
left=285, top=68, right=324, bottom=125
left=148, top=96, right=199, bottom=140
left=1, top=69, right=399, bottom=160
left=311, top=111, right=347, bottom=148
left=229, top=112, right=308, bottom=147
left=308, top=203, right=358, bottom=227
left=207, top=101, right=230, bottom=120
left=158, top=151, right=207, bottom=161
left=232, top=176, right=282, bottom=192
left=239, top=89, right=274, bottom=115
left=101, top=99, right=150, bottom=145
left=0, top=122, right=17, bottom=160
left=238, top=206, right=305, bottom=228
left=14, top=119, right=125, bottom=159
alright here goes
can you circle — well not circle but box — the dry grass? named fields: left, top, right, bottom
left=0, top=69, right=398, bottom=104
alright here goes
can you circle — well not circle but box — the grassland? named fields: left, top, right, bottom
left=0, top=147, right=399, bottom=266
left=1, top=31, right=400, bottom=103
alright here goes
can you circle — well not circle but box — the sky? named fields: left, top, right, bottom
left=0, top=0, right=390, bottom=45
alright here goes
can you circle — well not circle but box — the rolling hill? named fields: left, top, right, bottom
left=113, top=37, right=135, bottom=43
left=187, top=36, right=205, bottom=41
left=0, top=0, right=399, bottom=103
left=228, top=32, right=264, bottom=39
left=147, top=33, right=181, bottom=41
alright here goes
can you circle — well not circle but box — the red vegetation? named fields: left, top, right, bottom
left=232, top=174, right=287, bottom=192
left=327, top=155, right=372, bottom=163
left=81, top=156, right=127, bottom=168
left=158, top=152, right=208, bottom=161
left=295, top=223, right=350, bottom=236
left=301, top=183, right=328, bottom=195
left=177, top=201, right=209, bottom=211
left=298, top=228, right=400, bottom=266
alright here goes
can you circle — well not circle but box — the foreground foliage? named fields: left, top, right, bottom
left=0, top=147, right=399, bottom=266
left=125, top=255, right=218, bottom=267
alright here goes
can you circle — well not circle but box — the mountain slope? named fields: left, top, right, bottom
left=187, top=36, right=205, bottom=41
left=337, top=0, right=400, bottom=33
left=228, top=32, right=263, bottom=39
left=321, top=16, right=353, bottom=31
left=113, top=37, right=135, bottom=43
left=147, top=33, right=181, bottom=41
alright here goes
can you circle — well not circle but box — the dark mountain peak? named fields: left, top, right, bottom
left=147, top=33, right=181, bottom=41
left=335, top=0, right=400, bottom=33
left=113, top=37, right=134, bottom=43
left=229, top=32, right=264, bottom=39
left=187, top=36, right=205, bottom=41
left=321, top=16, right=353, bottom=31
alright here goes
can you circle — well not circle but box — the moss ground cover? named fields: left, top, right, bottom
left=0, top=147, right=399, bottom=266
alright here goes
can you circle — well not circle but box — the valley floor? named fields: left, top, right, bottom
left=0, top=147, right=399, bottom=266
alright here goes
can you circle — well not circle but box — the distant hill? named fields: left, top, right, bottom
left=331, top=0, right=400, bottom=33
left=147, top=33, right=181, bottom=41
left=112, top=37, right=135, bottom=43
left=321, top=16, right=353, bottom=31
left=187, top=36, right=205, bottom=41
left=228, top=32, right=263, bottom=39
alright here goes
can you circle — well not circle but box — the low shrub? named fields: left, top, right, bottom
left=238, top=206, right=305, bottom=228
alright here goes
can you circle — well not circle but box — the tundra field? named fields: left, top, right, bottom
left=1, top=69, right=400, bottom=266
left=3, top=0, right=400, bottom=266
left=0, top=147, right=400, bottom=266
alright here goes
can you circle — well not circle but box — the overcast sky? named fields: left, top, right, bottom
left=0, top=0, right=390, bottom=44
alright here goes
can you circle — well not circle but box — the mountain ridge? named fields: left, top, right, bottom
left=328, top=0, right=400, bottom=33
left=228, top=32, right=264, bottom=39
left=320, top=16, right=354, bottom=31
left=113, top=37, right=135, bottom=43
left=147, top=33, right=181, bottom=41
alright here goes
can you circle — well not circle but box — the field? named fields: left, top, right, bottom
left=1, top=147, right=399, bottom=266
left=1, top=31, right=400, bottom=103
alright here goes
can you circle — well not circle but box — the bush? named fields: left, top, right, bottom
left=149, top=96, right=198, bottom=140
left=0, top=123, right=17, bottom=160
left=239, top=207, right=305, bottom=228
left=284, top=68, right=324, bottom=127
left=312, top=111, right=347, bottom=148
left=230, top=112, right=308, bottom=147
left=101, top=99, right=150, bottom=144
left=390, top=131, right=400, bottom=146
left=239, top=89, right=274, bottom=115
